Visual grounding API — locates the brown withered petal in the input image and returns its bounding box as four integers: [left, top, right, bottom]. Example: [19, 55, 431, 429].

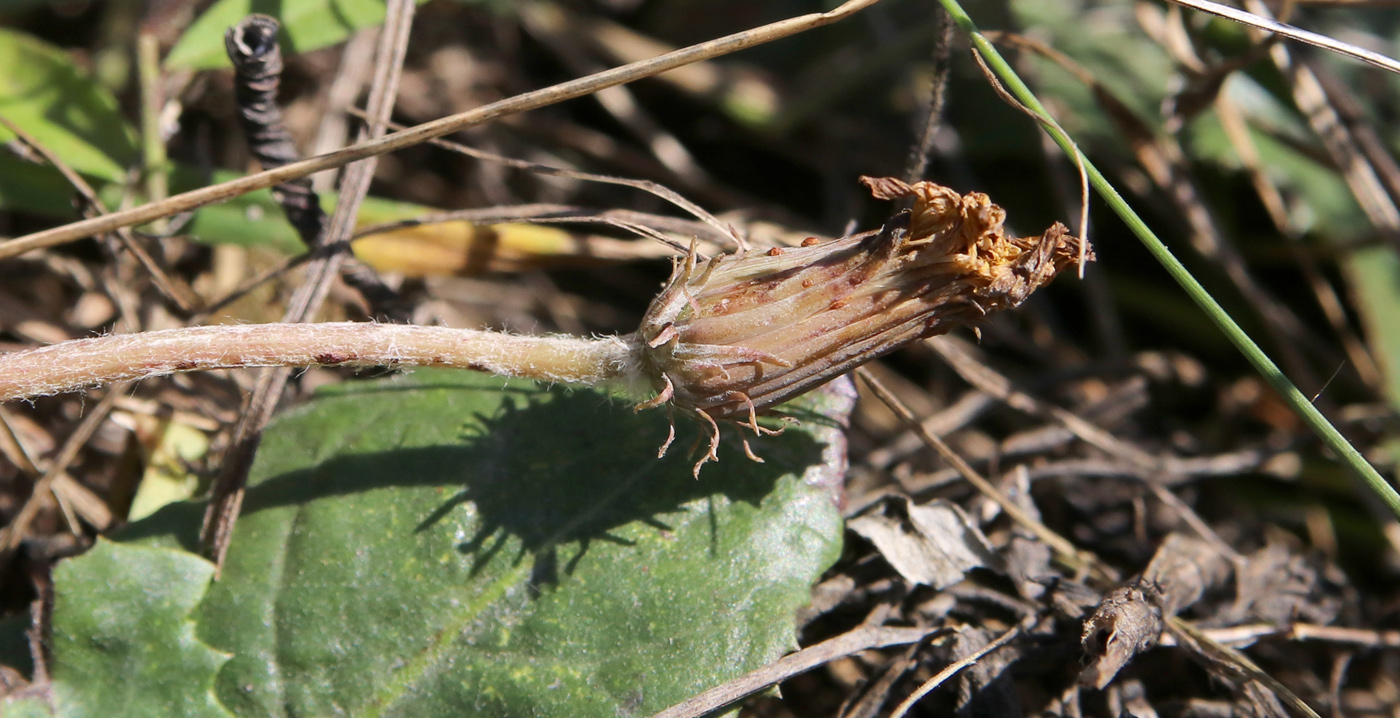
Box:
[633, 177, 1091, 471]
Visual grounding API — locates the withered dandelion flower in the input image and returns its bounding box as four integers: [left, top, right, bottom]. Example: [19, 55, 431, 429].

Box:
[631, 176, 1092, 475]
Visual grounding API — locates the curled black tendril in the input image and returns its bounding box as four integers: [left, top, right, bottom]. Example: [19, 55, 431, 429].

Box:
[225, 14, 407, 320]
[225, 15, 323, 241]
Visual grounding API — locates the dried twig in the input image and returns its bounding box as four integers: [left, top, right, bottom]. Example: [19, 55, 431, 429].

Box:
[1080, 534, 1232, 688]
[856, 367, 1111, 581]
[1164, 0, 1400, 75]
[888, 625, 1021, 718]
[649, 625, 943, 718]
[0, 115, 197, 313]
[357, 111, 743, 251]
[0, 388, 125, 572]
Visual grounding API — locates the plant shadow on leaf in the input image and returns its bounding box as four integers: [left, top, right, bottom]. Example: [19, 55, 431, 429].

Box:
[122, 384, 826, 591]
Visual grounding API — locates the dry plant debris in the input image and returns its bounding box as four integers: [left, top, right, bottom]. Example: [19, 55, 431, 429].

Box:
[1, 0, 1399, 716]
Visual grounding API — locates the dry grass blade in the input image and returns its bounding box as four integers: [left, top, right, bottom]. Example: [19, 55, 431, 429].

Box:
[855, 367, 1113, 582]
[0, 0, 885, 259]
[1166, 0, 1400, 75]
[1167, 617, 1324, 718]
[888, 625, 1021, 718]
[649, 625, 942, 718]
[359, 112, 743, 251]
[0, 115, 198, 313]
[355, 205, 732, 254]
[0, 387, 124, 572]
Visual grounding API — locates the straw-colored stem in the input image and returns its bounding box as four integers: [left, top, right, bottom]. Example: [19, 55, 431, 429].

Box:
[137, 33, 169, 235]
[0, 323, 641, 403]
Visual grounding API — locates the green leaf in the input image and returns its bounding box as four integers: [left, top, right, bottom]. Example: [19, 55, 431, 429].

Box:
[122, 371, 847, 717]
[1347, 247, 1400, 410]
[45, 540, 231, 718]
[0, 153, 90, 219]
[165, 0, 430, 71]
[1007, 0, 1173, 144]
[1185, 78, 1368, 241]
[0, 696, 56, 718]
[0, 28, 138, 182]
[165, 168, 448, 252]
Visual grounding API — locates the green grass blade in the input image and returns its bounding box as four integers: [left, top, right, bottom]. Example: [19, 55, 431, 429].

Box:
[934, 0, 1400, 520]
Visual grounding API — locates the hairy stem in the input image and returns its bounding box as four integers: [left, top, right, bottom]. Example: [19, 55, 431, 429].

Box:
[0, 324, 641, 403]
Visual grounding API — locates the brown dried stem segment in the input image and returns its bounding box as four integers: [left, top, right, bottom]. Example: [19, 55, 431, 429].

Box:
[636, 176, 1090, 465]
[0, 323, 638, 403]
[1079, 533, 1233, 689]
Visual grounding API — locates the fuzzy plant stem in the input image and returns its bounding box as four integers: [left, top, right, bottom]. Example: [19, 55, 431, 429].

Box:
[0, 323, 641, 403]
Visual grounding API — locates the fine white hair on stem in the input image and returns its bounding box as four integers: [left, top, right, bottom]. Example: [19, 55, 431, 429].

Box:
[0, 323, 643, 403]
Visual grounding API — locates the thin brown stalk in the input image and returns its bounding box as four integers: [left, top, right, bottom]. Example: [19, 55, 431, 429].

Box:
[1166, 617, 1323, 718]
[0, 114, 197, 313]
[0, 0, 884, 260]
[888, 625, 1021, 718]
[1191, 622, 1400, 649]
[0, 388, 125, 572]
[354, 205, 732, 253]
[358, 110, 742, 250]
[649, 625, 943, 718]
[855, 366, 1113, 582]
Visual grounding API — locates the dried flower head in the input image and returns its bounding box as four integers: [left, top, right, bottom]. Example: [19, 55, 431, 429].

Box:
[633, 176, 1091, 472]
